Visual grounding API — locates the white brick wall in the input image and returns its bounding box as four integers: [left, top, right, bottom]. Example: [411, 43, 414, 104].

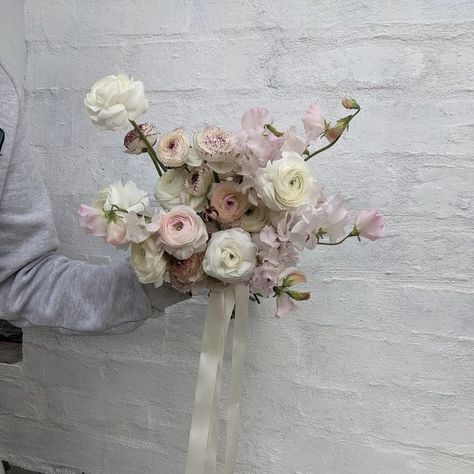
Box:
[1, 1, 473, 473]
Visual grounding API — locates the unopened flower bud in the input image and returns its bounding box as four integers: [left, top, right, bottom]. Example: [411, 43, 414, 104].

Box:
[342, 97, 359, 110]
[282, 271, 307, 288]
[286, 290, 311, 301]
[325, 121, 346, 142]
[124, 123, 157, 154]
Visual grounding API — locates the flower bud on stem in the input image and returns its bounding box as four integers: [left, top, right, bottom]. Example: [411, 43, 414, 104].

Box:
[304, 103, 361, 162]
[129, 120, 167, 176]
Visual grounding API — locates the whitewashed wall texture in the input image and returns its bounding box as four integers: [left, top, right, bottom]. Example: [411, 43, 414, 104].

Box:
[1, 0, 473, 473]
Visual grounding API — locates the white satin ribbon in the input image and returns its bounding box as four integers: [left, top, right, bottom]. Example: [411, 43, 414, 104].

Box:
[185, 284, 249, 474]
[223, 284, 249, 473]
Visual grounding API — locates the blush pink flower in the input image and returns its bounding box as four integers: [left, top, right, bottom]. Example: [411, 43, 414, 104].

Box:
[250, 264, 279, 297]
[303, 103, 324, 142]
[354, 210, 385, 240]
[210, 181, 249, 224]
[159, 205, 208, 260]
[78, 204, 128, 246]
[78, 204, 108, 237]
[275, 292, 297, 318]
[232, 107, 274, 152]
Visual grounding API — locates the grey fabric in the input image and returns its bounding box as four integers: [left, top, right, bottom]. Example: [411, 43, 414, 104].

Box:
[0, 64, 187, 335]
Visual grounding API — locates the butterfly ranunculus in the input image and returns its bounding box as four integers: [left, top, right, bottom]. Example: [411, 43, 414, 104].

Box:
[123, 123, 157, 154]
[194, 126, 236, 173]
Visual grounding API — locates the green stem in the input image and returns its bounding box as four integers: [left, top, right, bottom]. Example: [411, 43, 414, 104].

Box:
[317, 233, 354, 246]
[264, 123, 284, 137]
[304, 107, 360, 162]
[129, 120, 166, 177]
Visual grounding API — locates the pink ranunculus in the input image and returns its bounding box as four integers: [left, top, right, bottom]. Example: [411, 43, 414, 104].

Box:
[78, 204, 108, 237]
[169, 252, 206, 293]
[210, 181, 249, 224]
[355, 210, 385, 241]
[303, 103, 324, 142]
[159, 205, 208, 260]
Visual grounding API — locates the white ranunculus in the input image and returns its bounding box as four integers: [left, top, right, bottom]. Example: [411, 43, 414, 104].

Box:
[84, 74, 149, 130]
[131, 238, 168, 287]
[203, 228, 257, 283]
[240, 200, 271, 233]
[95, 180, 149, 214]
[256, 151, 313, 211]
[154, 168, 207, 211]
[156, 128, 189, 168]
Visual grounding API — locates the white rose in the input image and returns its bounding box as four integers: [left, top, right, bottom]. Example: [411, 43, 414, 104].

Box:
[154, 168, 207, 211]
[84, 74, 148, 130]
[131, 238, 168, 287]
[95, 180, 149, 214]
[203, 228, 257, 283]
[256, 151, 312, 211]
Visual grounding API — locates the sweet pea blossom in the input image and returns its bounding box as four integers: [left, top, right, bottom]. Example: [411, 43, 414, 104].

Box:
[159, 205, 208, 260]
[84, 74, 148, 130]
[250, 263, 279, 297]
[78, 181, 149, 246]
[274, 267, 310, 318]
[303, 103, 324, 142]
[203, 229, 257, 283]
[354, 210, 385, 240]
[256, 151, 313, 211]
[232, 107, 274, 152]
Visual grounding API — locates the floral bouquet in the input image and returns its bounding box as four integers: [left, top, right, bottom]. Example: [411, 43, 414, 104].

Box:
[79, 74, 384, 473]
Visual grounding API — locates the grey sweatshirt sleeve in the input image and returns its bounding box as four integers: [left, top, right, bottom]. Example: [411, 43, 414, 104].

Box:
[0, 65, 187, 335]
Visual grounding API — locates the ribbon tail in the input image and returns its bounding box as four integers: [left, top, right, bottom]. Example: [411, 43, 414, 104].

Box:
[223, 284, 250, 474]
[204, 291, 235, 473]
[185, 288, 235, 474]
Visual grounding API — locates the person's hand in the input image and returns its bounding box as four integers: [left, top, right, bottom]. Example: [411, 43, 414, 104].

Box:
[143, 282, 191, 313]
